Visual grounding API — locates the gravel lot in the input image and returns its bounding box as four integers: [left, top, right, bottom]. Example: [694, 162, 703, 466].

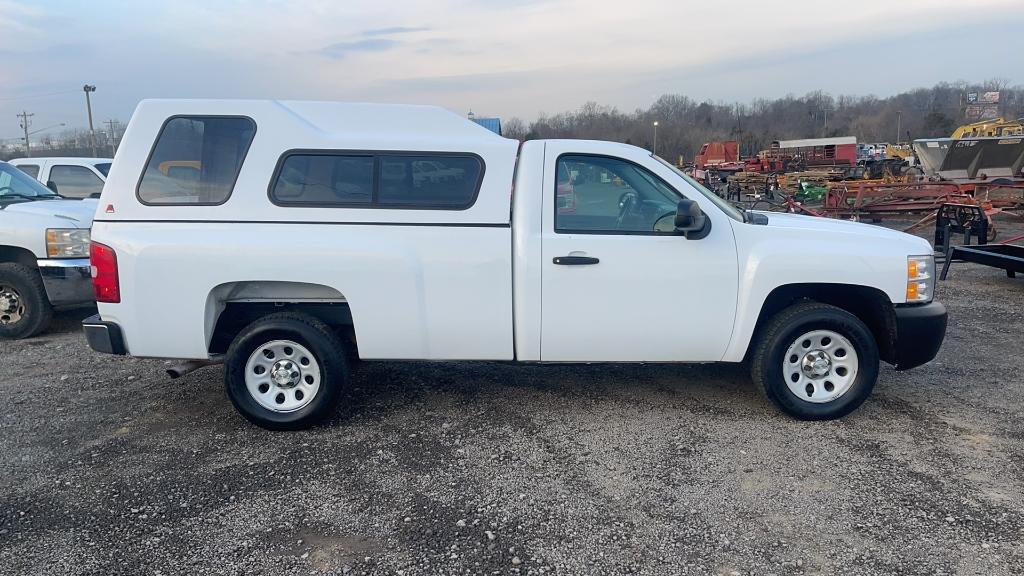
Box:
[2, 220, 1023, 576]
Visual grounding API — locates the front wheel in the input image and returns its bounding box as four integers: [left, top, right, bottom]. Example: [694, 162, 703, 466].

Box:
[225, 312, 349, 430]
[750, 301, 879, 420]
[0, 263, 53, 340]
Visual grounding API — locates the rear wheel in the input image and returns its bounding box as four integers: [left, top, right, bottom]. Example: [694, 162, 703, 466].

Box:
[0, 263, 53, 340]
[751, 301, 879, 420]
[225, 312, 348, 430]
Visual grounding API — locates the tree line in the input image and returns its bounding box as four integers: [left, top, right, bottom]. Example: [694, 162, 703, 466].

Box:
[501, 80, 1023, 166]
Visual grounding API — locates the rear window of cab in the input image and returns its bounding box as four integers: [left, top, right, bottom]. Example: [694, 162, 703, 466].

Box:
[137, 116, 256, 205]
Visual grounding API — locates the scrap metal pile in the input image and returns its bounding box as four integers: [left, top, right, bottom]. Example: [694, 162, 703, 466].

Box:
[725, 137, 1024, 234]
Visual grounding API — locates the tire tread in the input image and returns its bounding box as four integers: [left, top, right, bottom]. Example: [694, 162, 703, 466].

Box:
[225, 311, 348, 430]
[0, 263, 53, 339]
[750, 300, 877, 420]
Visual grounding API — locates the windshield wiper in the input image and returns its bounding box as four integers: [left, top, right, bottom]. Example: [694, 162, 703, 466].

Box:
[1, 193, 46, 200]
[0, 192, 59, 206]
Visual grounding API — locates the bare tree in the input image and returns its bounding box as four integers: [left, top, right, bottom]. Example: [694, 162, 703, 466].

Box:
[502, 117, 528, 141]
[1, 125, 123, 160]
[514, 81, 1023, 165]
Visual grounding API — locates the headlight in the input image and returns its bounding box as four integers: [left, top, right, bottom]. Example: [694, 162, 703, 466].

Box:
[906, 255, 934, 303]
[45, 228, 91, 258]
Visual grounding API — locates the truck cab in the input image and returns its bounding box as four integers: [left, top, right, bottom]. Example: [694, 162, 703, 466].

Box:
[83, 99, 946, 429]
[9, 157, 114, 199]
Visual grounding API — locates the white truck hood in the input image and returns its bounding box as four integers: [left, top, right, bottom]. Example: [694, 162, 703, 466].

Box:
[757, 211, 932, 253]
[1, 198, 98, 228]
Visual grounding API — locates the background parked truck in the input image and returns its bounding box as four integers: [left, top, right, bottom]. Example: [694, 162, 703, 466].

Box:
[0, 161, 95, 339]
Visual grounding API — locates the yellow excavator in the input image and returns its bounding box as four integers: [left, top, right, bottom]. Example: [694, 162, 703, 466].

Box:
[951, 117, 1024, 139]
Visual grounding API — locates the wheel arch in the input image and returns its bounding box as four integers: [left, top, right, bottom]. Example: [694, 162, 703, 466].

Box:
[204, 281, 357, 356]
[0, 245, 39, 267]
[745, 283, 897, 365]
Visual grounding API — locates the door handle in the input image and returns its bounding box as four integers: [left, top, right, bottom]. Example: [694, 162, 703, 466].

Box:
[553, 256, 600, 265]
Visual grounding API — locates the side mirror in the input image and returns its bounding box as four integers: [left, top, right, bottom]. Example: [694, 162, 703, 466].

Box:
[46, 181, 59, 194]
[674, 199, 711, 239]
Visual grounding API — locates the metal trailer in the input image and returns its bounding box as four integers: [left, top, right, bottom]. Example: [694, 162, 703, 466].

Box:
[940, 243, 1024, 280]
[932, 203, 1024, 280]
[821, 182, 973, 219]
[766, 136, 858, 170]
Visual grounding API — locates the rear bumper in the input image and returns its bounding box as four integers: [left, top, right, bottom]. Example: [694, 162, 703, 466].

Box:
[37, 258, 93, 306]
[82, 314, 127, 355]
[893, 301, 947, 371]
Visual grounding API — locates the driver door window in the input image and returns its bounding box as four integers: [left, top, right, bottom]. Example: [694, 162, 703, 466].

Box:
[555, 155, 680, 233]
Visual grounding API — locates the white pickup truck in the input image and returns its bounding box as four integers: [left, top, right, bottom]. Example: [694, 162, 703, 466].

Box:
[9, 157, 114, 199]
[83, 100, 947, 429]
[1, 161, 95, 339]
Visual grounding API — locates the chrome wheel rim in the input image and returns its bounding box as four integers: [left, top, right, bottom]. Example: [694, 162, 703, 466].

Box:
[783, 329, 858, 403]
[244, 340, 321, 412]
[0, 284, 25, 325]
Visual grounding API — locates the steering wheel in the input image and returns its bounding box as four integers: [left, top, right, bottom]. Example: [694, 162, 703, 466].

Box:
[0, 186, 14, 196]
[616, 191, 640, 229]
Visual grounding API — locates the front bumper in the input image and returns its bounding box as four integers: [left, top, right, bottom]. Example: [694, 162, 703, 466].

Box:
[893, 301, 947, 371]
[82, 314, 127, 355]
[36, 258, 93, 307]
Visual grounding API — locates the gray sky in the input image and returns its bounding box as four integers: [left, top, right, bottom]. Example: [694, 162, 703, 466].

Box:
[2, 0, 1022, 140]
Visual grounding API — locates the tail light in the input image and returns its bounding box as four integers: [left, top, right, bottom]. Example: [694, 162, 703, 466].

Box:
[90, 241, 120, 303]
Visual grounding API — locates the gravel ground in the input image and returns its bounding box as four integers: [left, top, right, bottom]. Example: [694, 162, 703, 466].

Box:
[1, 220, 1023, 576]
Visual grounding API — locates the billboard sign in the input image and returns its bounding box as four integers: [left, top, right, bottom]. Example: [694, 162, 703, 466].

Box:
[978, 91, 1000, 104]
[965, 104, 1000, 121]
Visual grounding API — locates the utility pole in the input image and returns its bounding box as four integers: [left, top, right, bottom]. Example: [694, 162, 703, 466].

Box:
[895, 110, 902, 144]
[17, 110, 34, 157]
[652, 121, 659, 156]
[83, 84, 97, 156]
[104, 119, 118, 156]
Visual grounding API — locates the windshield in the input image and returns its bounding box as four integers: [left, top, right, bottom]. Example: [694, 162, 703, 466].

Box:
[653, 155, 745, 222]
[0, 162, 61, 200]
[95, 162, 112, 176]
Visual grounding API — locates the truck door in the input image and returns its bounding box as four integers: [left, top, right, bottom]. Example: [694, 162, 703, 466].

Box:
[540, 142, 739, 362]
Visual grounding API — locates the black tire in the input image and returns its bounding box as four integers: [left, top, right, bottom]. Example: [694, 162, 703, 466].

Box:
[225, 312, 348, 430]
[0, 263, 53, 340]
[750, 301, 879, 420]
